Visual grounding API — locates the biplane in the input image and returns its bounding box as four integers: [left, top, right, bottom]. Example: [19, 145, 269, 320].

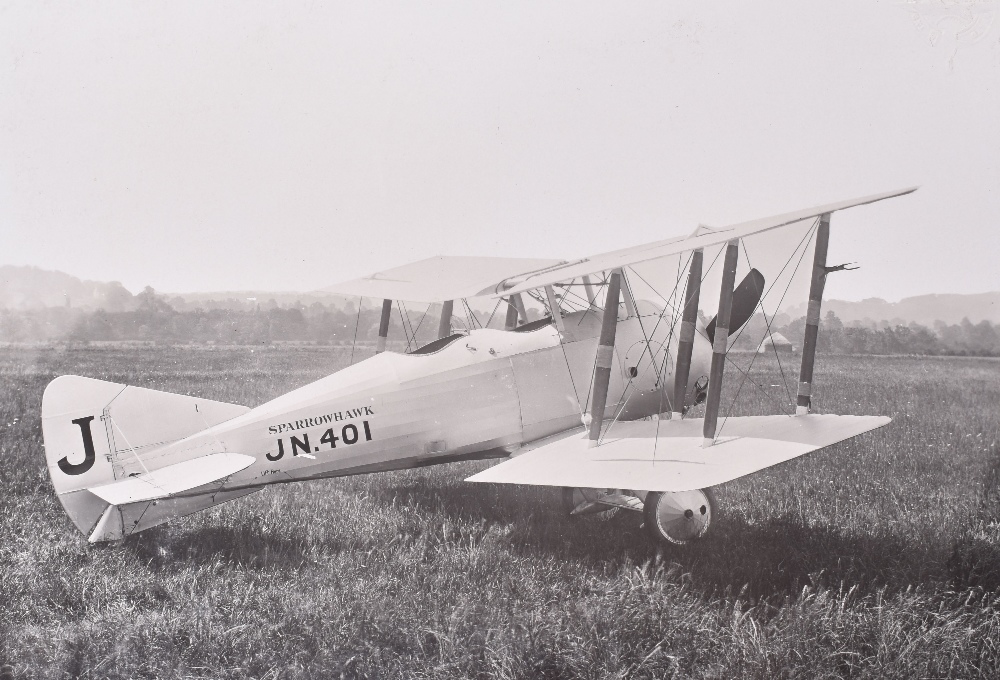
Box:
[41, 187, 916, 545]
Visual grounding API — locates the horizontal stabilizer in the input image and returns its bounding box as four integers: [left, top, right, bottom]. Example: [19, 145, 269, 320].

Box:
[88, 486, 259, 543]
[467, 414, 890, 492]
[90, 452, 256, 505]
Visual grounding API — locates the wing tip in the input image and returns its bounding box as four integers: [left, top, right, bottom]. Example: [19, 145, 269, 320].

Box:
[886, 185, 920, 198]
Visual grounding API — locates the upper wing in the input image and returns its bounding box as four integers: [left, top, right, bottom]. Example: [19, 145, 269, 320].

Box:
[321, 255, 565, 303]
[320, 187, 915, 303]
[466, 414, 890, 492]
[495, 187, 917, 297]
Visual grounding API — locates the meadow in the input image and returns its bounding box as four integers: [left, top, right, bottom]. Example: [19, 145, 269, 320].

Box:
[1, 345, 998, 679]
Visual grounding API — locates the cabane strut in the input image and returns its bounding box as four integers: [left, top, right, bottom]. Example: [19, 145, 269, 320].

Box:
[376, 298, 392, 354]
[588, 269, 622, 445]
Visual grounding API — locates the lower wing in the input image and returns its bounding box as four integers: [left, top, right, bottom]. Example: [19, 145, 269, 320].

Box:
[466, 414, 889, 492]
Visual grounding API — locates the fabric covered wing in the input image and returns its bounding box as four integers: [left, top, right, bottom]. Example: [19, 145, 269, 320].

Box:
[466, 414, 890, 492]
[321, 255, 565, 302]
[496, 187, 917, 297]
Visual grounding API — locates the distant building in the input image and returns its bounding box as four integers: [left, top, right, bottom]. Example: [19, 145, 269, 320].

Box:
[758, 332, 795, 354]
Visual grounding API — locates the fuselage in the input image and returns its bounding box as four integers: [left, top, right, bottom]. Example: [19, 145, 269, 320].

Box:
[132, 306, 712, 492]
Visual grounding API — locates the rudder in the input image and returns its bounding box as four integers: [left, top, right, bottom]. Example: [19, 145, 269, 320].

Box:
[42, 375, 250, 538]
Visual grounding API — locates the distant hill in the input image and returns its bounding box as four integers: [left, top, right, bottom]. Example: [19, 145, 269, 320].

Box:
[4, 265, 998, 327]
[163, 290, 351, 312]
[0, 265, 505, 315]
[784, 292, 1000, 327]
[0, 266, 357, 312]
[0, 265, 136, 311]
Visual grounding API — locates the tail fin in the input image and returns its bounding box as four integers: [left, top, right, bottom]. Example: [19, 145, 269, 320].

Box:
[42, 375, 251, 540]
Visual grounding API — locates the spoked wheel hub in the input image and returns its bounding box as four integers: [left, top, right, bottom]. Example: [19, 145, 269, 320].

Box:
[642, 488, 717, 545]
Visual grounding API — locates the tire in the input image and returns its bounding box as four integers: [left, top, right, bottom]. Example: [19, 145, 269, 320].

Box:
[643, 488, 717, 545]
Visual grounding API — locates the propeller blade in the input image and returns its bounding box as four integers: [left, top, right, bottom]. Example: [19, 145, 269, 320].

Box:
[706, 269, 765, 344]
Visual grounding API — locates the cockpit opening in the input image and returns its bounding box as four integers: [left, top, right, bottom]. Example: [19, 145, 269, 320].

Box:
[513, 316, 553, 333]
[407, 333, 466, 356]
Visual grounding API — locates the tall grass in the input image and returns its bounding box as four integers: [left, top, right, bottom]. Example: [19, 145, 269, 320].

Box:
[1, 346, 998, 678]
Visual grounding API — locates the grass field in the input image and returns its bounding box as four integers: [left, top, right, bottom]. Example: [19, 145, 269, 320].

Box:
[1, 345, 999, 678]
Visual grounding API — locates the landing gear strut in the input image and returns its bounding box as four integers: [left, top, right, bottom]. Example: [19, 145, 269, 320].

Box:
[561, 487, 620, 521]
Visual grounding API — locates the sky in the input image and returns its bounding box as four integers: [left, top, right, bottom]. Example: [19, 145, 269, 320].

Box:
[2, 1, 998, 305]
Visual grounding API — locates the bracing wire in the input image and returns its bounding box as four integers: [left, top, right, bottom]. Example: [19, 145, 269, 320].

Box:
[657, 255, 694, 390]
[577, 272, 609, 327]
[700, 242, 727, 284]
[598, 264, 692, 444]
[651, 255, 694, 463]
[731, 219, 819, 407]
[725, 219, 817, 350]
[621, 269, 656, 375]
[349, 296, 363, 366]
[527, 289, 547, 312]
[716, 222, 818, 439]
[628, 254, 692, 350]
[395, 301, 407, 348]
[672, 221, 819, 426]
[484, 297, 503, 328]
[410, 302, 432, 343]
[557, 283, 595, 314]
[612, 257, 692, 387]
[396, 301, 413, 352]
[760, 223, 819, 407]
[400, 300, 417, 347]
[460, 299, 475, 331]
[110, 417, 150, 475]
[716, 243, 773, 431]
[466, 298, 484, 329]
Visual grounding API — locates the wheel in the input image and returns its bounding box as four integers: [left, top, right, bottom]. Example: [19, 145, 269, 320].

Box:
[561, 487, 619, 521]
[642, 488, 717, 545]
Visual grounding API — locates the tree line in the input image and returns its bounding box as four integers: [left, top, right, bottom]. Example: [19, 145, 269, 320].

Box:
[1, 289, 999, 356]
[0, 288, 489, 347]
[731, 311, 1000, 357]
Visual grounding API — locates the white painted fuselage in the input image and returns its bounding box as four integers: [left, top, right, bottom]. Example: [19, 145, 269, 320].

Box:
[139, 308, 712, 492]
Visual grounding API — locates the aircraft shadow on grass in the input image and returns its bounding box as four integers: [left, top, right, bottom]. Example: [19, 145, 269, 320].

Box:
[118, 451, 1000, 598]
[372, 475, 1000, 600]
[125, 525, 315, 573]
